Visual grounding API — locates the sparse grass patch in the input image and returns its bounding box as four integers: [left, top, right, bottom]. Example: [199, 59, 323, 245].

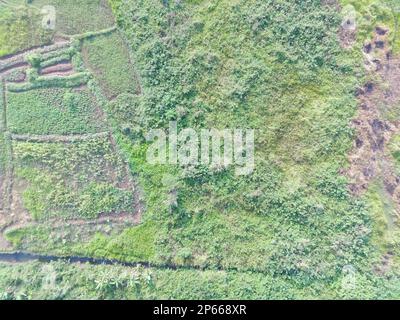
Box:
[341, 0, 400, 53]
[30, 0, 115, 36]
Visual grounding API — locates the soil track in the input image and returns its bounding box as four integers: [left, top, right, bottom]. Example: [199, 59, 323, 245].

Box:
[346, 27, 400, 206]
[10, 132, 109, 143]
[40, 62, 74, 76]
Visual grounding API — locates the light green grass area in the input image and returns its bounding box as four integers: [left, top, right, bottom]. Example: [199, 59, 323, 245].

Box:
[30, 0, 115, 36]
[4, 219, 154, 261]
[0, 4, 53, 57]
[105, 0, 374, 283]
[1, 260, 400, 300]
[7, 87, 104, 135]
[12, 135, 132, 220]
[81, 31, 140, 99]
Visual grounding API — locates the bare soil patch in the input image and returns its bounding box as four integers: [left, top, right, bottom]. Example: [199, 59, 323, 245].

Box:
[40, 62, 74, 76]
[346, 27, 400, 217]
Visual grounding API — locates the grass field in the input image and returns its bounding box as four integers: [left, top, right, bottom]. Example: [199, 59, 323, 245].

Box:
[7, 88, 105, 135]
[1, 0, 400, 300]
[12, 135, 132, 220]
[31, 0, 115, 35]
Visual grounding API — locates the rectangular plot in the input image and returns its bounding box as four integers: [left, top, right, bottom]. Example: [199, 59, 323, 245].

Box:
[6, 87, 105, 135]
[11, 134, 134, 220]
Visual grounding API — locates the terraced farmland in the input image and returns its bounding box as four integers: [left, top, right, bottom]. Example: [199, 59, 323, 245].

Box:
[0, 21, 140, 256]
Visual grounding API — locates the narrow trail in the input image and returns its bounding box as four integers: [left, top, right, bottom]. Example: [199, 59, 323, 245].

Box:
[10, 132, 110, 143]
[0, 250, 275, 275]
[0, 251, 202, 272]
[346, 27, 400, 218]
[2, 211, 140, 236]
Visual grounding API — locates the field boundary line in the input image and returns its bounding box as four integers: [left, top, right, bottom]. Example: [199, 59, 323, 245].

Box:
[1, 80, 14, 212]
[10, 131, 110, 143]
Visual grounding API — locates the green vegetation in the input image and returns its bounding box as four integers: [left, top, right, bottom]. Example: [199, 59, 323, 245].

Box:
[7, 72, 90, 92]
[2, 0, 400, 300]
[12, 135, 132, 220]
[28, 0, 115, 36]
[341, 0, 400, 53]
[0, 4, 53, 57]
[2, 260, 400, 300]
[106, 0, 374, 280]
[389, 134, 400, 174]
[78, 221, 156, 262]
[81, 31, 140, 98]
[7, 87, 103, 134]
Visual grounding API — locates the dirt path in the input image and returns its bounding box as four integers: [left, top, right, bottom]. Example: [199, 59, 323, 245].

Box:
[40, 62, 74, 76]
[10, 132, 110, 143]
[0, 41, 70, 63]
[346, 27, 400, 218]
[2, 211, 140, 236]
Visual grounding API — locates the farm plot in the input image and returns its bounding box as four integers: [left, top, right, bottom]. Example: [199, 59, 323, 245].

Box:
[12, 134, 134, 221]
[7, 88, 105, 135]
[0, 36, 140, 252]
[81, 31, 141, 99]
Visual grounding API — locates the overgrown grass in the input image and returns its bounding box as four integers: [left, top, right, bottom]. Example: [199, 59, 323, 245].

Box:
[105, 0, 374, 283]
[12, 135, 132, 220]
[3, 0, 400, 300]
[76, 221, 156, 262]
[1, 260, 400, 300]
[81, 31, 140, 99]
